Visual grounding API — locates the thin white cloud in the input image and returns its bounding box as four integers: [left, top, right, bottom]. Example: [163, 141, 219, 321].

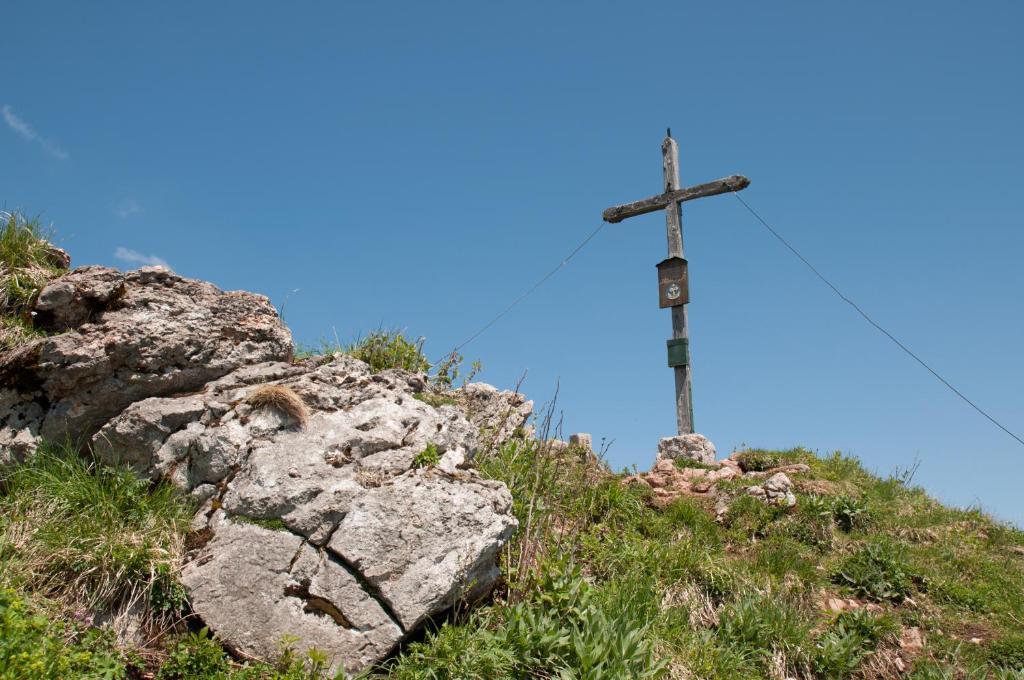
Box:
[114, 247, 170, 269]
[2, 105, 34, 139]
[116, 198, 143, 219]
[42, 141, 69, 160]
[2, 104, 69, 160]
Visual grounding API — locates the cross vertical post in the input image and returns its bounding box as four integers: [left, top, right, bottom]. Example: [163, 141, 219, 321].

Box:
[602, 131, 749, 437]
[662, 134, 693, 434]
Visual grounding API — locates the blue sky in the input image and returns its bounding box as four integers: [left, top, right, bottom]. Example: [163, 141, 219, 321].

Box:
[3, 1, 1022, 524]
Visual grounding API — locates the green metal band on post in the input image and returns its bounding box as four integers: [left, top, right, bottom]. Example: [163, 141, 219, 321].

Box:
[667, 338, 689, 367]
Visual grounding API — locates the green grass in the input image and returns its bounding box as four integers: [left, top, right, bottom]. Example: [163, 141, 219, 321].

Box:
[0, 211, 68, 351]
[374, 440, 1024, 679]
[156, 629, 343, 679]
[812, 608, 899, 678]
[0, 443, 355, 679]
[0, 587, 130, 679]
[734, 447, 814, 472]
[3, 433, 1023, 678]
[0, 443, 193, 620]
[381, 566, 667, 679]
[297, 329, 431, 374]
[297, 330, 481, 390]
[233, 515, 289, 532]
[831, 540, 921, 603]
[0, 315, 46, 353]
[340, 330, 431, 374]
[412, 391, 457, 408]
[411, 443, 441, 469]
[673, 457, 716, 471]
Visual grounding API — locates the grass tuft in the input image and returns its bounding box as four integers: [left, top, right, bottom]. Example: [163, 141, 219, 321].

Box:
[0, 315, 46, 352]
[344, 329, 430, 374]
[832, 540, 920, 603]
[813, 609, 899, 677]
[302, 329, 431, 375]
[734, 447, 813, 473]
[673, 457, 716, 471]
[715, 592, 812, 672]
[412, 391, 457, 408]
[0, 443, 192, 621]
[0, 211, 68, 351]
[411, 443, 441, 469]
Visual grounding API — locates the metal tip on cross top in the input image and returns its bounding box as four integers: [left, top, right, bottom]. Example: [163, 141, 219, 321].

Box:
[602, 131, 749, 436]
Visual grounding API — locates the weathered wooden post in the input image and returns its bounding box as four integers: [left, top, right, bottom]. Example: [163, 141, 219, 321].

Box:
[603, 130, 749, 435]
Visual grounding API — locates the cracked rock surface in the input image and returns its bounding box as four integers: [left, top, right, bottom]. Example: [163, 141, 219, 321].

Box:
[93, 355, 517, 671]
[181, 521, 403, 674]
[1, 263, 519, 674]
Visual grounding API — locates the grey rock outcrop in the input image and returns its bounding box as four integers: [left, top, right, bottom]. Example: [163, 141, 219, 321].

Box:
[453, 382, 533, 446]
[181, 522, 403, 675]
[0, 266, 292, 459]
[745, 472, 797, 507]
[2, 260, 521, 673]
[94, 355, 517, 671]
[656, 433, 717, 465]
[328, 471, 513, 630]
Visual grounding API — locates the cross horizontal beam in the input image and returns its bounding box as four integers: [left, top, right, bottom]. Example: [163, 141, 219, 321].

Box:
[602, 175, 750, 223]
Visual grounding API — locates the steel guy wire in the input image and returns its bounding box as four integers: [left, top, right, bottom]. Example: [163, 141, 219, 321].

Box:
[435, 221, 607, 365]
[731, 190, 1024, 448]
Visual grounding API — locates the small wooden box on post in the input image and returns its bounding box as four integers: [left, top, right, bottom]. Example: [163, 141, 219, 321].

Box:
[656, 257, 689, 308]
[602, 130, 749, 435]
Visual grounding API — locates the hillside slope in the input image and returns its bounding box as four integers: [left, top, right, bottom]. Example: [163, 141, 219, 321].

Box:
[379, 439, 1024, 678]
[1, 214, 1022, 679]
[4, 435, 1023, 678]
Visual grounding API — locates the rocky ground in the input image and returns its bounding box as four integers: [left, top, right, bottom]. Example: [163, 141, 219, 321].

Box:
[3, 237, 1023, 678]
[1, 263, 531, 674]
[625, 433, 804, 518]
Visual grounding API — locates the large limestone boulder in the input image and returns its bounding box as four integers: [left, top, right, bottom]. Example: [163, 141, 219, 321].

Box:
[0, 266, 292, 459]
[94, 356, 517, 672]
[1, 260, 519, 673]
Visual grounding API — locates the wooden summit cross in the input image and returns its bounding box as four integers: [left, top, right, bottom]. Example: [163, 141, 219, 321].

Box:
[602, 130, 749, 435]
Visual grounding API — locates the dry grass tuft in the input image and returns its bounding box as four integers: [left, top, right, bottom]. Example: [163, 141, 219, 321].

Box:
[355, 467, 388, 488]
[1, 316, 44, 352]
[661, 582, 720, 628]
[858, 646, 908, 679]
[245, 384, 309, 428]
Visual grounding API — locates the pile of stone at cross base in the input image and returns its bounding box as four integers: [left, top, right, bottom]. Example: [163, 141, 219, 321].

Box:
[627, 433, 807, 515]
